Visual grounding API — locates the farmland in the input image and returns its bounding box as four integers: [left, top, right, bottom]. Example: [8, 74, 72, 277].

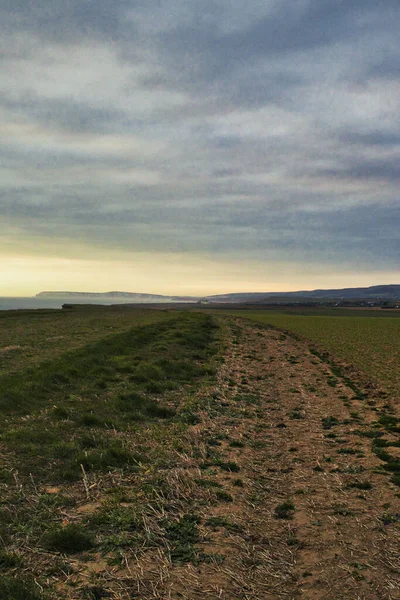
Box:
[0, 306, 399, 599]
[224, 309, 400, 397]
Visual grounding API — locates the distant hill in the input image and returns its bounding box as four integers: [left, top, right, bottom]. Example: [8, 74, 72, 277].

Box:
[205, 285, 400, 303]
[36, 291, 200, 303]
[36, 285, 400, 305]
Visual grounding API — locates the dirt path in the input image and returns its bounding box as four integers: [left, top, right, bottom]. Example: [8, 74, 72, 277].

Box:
[142, 317, 400, 600]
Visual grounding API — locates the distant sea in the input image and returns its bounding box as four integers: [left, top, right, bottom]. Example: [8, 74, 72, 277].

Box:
[0, 297, 122, 311]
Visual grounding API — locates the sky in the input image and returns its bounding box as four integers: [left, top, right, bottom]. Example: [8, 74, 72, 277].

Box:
[1, 0, 399, 296]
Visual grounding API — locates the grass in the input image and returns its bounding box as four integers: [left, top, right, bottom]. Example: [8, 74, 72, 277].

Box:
[215, 489, 234, 502]
[205, 516, 243, 533]
[0, 312, 218, 481]
[348, 481, 373, 490]
[43, 523, 95, 554]
[0, 576, 45, 600]
[164, 514, 201, 564]
[274, 501, 295, 519]
[0, 307, 174, 378]
[322, 417, 339, 429]
[0, 308, 222, 595]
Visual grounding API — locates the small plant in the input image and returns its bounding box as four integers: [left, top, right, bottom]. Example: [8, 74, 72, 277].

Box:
[164, 514, 201, 564]
[229, 439, 245, 448]
[380, 513, 399, 525]
[287, 533, 300, 546]
[216, 460, 240, 473]
[0, 576, 45, 600]
[43, 523, 95, 554]
[232, 478, 244, 487]
[0, 550, 21, 569]
[391, 474, 400, 487]
[348, 481, 372, 490]
[215, 489, 233, 502]
[52, 406, 69, 420]
[195, 477, 222, 489]
[274, 501, 295, 519]
[82, 585, 110, 599]
[379, 414, 399, 429]
[322, 416, 339, 430]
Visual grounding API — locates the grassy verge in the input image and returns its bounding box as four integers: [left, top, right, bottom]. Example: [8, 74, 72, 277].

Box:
[0, 306, 174, 376]
[0, 311, 223, 598]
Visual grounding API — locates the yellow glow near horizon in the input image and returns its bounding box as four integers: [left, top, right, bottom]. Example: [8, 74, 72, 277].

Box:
[0, 254, 398, 297]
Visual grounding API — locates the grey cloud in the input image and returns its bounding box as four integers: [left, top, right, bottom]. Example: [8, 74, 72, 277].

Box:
[320, 158, 400, 183]
[338, 130, 400, 148]
[0, 1, 399, 278]
[0, 0, 135, 43]
[0, 95, 127, 134]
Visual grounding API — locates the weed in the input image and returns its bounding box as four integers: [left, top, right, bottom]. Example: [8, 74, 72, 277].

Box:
[216, 460, 240, 473]
[289, 410, 304, 419]
[43, 523, 95, 554]
[348, 481, 372, 490]
[251, 440, 267, 449]
[195, 477, 222, 489]
[0, 576, 45, 600]
[232, 478, 244, 487]
[82, 585, 110, 599]
[391, 474, 400, 487]
[274, 501, 295, 519]
[322, 416, 339, 430]
[287, 533, 301, 546]
[229, 439, 245, 448]
[379, 414, 399, 429]
[164, 514, 201, 564]
[205, 516, 243, 533]
[215, 490, 233, 502]
[0, 550, 21, 569]
[380, 513, 400, 525]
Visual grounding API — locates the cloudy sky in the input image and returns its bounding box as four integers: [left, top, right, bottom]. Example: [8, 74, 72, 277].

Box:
[1, 0, 399, 296]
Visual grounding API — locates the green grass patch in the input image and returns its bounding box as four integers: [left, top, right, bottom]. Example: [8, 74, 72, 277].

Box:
[274, 501, 295, 519]
[164, 514, 201, 564]
[42, 523, 95, 554]
[0, 576, 46, 600]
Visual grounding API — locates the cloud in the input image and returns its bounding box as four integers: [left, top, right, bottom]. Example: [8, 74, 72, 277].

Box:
[0, 1, 399, 292]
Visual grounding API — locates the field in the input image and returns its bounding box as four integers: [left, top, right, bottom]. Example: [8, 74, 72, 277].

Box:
[0, 306, 399, 599]
[0, 307, 176, 376]
[224, 308, 400, 397]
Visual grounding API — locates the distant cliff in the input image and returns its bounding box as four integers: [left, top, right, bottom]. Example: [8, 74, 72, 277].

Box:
[36, 291, 200, 303]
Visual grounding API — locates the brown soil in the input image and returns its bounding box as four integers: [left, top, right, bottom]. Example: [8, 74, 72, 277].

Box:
[129, 317, 399, 600]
